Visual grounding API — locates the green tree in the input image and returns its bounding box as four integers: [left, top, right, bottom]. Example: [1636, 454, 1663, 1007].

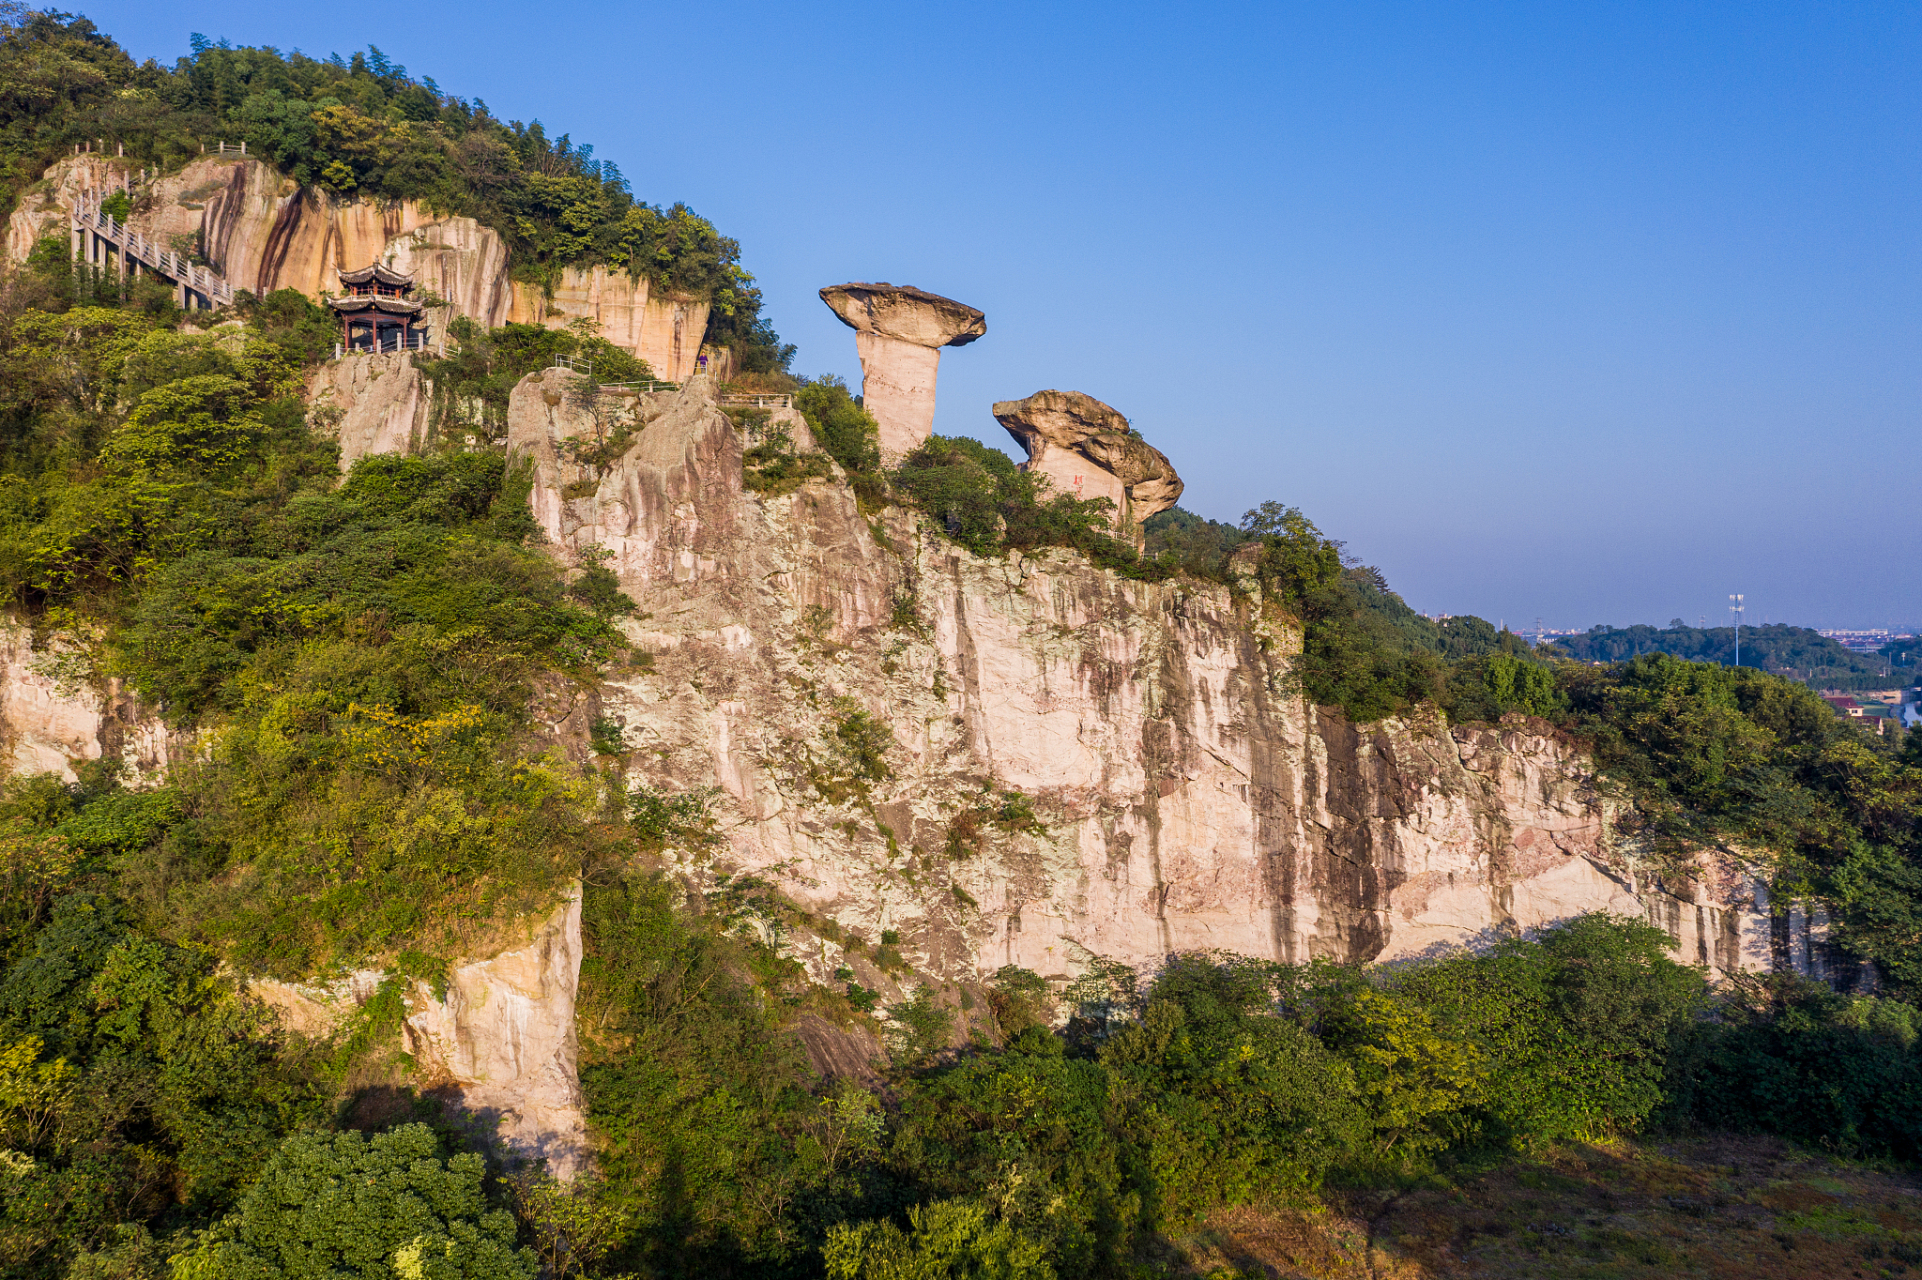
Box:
[824, 1199, 1056, 1280]
[173, 1125, 536, 1280]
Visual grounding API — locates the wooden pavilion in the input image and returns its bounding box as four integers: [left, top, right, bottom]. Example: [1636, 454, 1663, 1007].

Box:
[329, 264, 426, 352]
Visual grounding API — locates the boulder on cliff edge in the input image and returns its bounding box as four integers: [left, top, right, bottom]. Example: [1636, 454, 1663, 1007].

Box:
[991, 389, 1184, 535]
[819, 282, 985, 457]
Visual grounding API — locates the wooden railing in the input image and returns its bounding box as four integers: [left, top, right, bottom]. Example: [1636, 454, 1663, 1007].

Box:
[549, 357, 679, 395]
[72, 191, 234, 307]
[599, 379, 680, 394]
[334, 332, 437, 359]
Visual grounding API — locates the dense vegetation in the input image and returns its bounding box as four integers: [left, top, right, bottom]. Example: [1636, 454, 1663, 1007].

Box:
[0, 11, 792, 368]
[0, 208, 636, 1270]
[0, 12, 1916, 1278]
[1554, 620, 1903, 690]
[559, 901, 1922, 1276]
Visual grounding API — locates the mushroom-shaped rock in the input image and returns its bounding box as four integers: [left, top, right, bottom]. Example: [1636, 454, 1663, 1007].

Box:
[819, 282, 985, 456]
[992, 390, 1184, 538]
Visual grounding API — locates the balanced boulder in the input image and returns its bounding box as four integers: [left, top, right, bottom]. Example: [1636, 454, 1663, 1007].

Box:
[819, 282, 985, 456]
[992, 389, 1183, 537]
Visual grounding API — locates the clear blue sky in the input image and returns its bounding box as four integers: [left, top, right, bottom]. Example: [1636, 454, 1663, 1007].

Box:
[77, 1, 1921, 630]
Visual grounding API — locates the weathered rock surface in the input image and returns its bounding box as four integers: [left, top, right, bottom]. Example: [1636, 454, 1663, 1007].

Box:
[306, 352, 436, 470]
[7, 153, 130, 258]
[0, 621, 173, 783]
[507, 368, 743, 586]
[402, 892, 589, 1178]
[248, 892, 589, 1178]
[819, 282, 985, 456]
[6, 156, 709, 379]
[507, 267, 711, 382]
[992, 389, 1184, 534]
[507, 373, 1775, 989]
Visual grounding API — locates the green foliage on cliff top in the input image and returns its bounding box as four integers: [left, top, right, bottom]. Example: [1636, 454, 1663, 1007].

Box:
[0, 11, 788, 364]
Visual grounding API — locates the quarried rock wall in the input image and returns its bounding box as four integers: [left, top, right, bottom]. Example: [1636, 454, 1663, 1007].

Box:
[306, 351, 436, 469]
[0, 622, 174, 783]
[508, 372, 1774, 984]
[249, 893, 589, 1178]
[6, 156, 709, 379]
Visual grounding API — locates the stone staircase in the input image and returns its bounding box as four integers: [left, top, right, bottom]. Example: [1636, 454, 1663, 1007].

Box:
[71, 190, 235, 309]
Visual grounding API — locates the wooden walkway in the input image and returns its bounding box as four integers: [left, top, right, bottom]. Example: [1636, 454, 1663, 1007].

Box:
[71, 191, 234, 309]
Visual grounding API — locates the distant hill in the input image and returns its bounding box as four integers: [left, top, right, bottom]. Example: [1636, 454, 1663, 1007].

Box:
[1551, 622, 1902, 690]
[1882, 635, 1922, 672]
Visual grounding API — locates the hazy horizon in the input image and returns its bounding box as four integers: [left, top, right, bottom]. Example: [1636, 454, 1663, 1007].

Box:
[73, 1, 1921, 631]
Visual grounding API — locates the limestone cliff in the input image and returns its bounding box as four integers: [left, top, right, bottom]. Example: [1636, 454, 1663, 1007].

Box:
[6, 155, 711, 379]
[0, 621, 174, 783]
[0, 362, 1848, 1175]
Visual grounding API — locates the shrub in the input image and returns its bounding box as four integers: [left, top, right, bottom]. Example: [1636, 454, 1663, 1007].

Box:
[574, 871, 818, 1273]
[987, 965, 1054, 1038]
[172, 1125, 535, 1280]
[832, 703, 894, 784]
[824, 1199, 1056, 1280]
[1394, 914, 1704, 1144]
[1661, 975, 1922, 1157]
[795, 377, 880, 477]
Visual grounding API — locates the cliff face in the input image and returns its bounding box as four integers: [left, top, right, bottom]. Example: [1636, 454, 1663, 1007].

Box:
[0, 622, 174, 783]
[306, 351, 437, 469]
[7, 153, 129, 257]
[249, 893, 589, 1178]
[507, 373, 1771, 983]
[7, 156, 710, 380]
[0, 365, 1828, 1176]
[505, 267, 711, 385]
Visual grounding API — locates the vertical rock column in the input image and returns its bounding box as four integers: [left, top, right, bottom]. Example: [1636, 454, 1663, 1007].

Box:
[818, 282, 986, 456]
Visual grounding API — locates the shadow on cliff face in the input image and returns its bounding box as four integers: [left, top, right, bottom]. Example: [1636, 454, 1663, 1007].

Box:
[336, 1082, 454, 1135]
[1368, 925, 1527, 973]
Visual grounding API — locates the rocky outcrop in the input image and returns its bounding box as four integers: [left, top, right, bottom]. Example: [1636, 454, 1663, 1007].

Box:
[306, 352, 436, 469]
[992, 389, 1184, 535]
[7, 154, 133, 259]
[248, 892, 589, 1178]
[506, 373, 1773, 989]
[506, 267, 709, 382]
[819, 283, 985, 456]
[402, 892, 589, 1178]
[5, 156, 708, 379]
[0, 621, 173, 783]
[506, 368, 743, 585]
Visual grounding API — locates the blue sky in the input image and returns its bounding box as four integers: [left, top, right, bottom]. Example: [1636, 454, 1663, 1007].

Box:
[77, 2, 1920, 629]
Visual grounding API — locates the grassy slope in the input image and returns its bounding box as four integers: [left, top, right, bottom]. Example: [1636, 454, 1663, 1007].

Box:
[1179, 1136, 1922, 1279]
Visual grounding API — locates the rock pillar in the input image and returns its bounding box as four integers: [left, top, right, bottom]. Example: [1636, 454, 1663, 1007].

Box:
[819, 282, 985, 456]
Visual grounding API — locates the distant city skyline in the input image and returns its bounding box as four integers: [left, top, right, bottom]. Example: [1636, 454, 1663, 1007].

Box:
[76, 2, 1922, 628]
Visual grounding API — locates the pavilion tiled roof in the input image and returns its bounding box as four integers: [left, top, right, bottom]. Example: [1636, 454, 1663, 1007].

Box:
[338, 263, 414, 287]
